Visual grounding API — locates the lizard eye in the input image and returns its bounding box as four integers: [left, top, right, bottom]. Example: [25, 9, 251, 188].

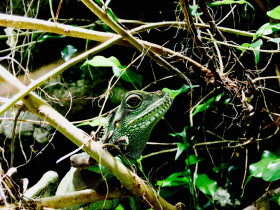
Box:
[125, 94, 142, 109]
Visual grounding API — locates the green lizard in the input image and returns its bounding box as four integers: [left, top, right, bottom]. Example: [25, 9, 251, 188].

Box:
[24, 90, 172, 209]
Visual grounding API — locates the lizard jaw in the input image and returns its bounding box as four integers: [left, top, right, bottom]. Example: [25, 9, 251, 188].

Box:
[128, 93, 172, 129]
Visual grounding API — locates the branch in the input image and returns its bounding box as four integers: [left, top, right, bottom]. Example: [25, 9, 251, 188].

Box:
[0, 66, 178, 209]
[244, 187, 280, 210]
[37, 189, 125, 209]
[0, 14, 272, 42]
[0, 14, 115, 42]
[0, 37, 120, 116]
[80, 0, 190, 83]
[0, 14, 212, 88]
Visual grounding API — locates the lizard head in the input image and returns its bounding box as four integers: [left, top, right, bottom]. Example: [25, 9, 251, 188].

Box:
[106, 90, 172, 161]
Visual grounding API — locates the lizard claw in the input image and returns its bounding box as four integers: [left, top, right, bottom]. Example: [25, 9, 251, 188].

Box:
[104, 136, 129, 156]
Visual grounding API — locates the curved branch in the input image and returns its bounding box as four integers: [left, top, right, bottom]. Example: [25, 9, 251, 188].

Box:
[0, 14, 115, 42]
[0, 66, 178, 209]
[37, 189, 125, 209]
[80, 0, 190, 82]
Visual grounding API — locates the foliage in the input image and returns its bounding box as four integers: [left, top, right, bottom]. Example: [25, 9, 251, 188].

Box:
[61, 45, 77, 61]
[1, 0, 280, 209]
[156, 91, 231, 207]
[267, 5, 280, 20]
[162, 84, 199, 101]
[208, 0, 253, 8]
[249, 150, 280, 182]
[81, 55, 143, 88]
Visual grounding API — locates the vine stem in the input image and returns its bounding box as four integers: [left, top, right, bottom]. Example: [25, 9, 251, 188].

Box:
[0, 65, 178, 210]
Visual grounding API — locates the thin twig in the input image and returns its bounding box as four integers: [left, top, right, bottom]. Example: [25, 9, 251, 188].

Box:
[241, 147, 248, 190]
[80, 0, 190, 83]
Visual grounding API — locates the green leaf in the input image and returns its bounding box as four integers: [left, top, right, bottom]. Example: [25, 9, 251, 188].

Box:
[268, 38, 280, 50]
[175, 142, 188, 160]
[185, 155, 202, 166]
[208, 0, 253, 9]
[267, 5, 280, 20]
[77, 117, 107, 127]
[249, 150, 280, 182]
[238, 40, 264, 64]
[61, 45, 77, 61]
[162, 84, 199, 101]
[254, 23, 280, 41]
[213, 162, 230, 173]
[169, 126, 188, 143]
[237, 43, 251, 56]
[81, 56, 121, 68]
[156, 170, 192, 188]
[170, 126, 191, 160]
[189, 5, 203, 16]
[250, 39, 263, 64]
[112, 67, 143, 89]
[81, 56, 142, 88]
[192, 97, 215, 116]
[194, 173, 217, 197]
[270, 192, 280, 206]
[114, 204, 125, 210]
[268, 38, 280, 44]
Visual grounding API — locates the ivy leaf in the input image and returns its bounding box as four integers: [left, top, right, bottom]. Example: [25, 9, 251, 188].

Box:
[250, 39, 263, 64]
[175, 142, 187, 160]
[267, 5, 280, 20]
[238, 40, 263, 64]
[162, 84, 199, 101]
[194, 173, 217, 197]
[192, 96, 215, 117]
[253, 23, 280, 41]
[268, 38, 280, 50]
[169, 126, 188, 143]
[61, 45, 77, 61]
[249, 150, 280, 182]
[189, 5, 203, 16]
[208, 0, 253, 9]
[237, 43, 250, 55]
[185, 155, 202, 166]
[81, 56, 142, 88]
[112, 67, 143, 89]
[156, 170, 192, 187]
[170, 126, 191, 160]
[81, 55, 121, 67]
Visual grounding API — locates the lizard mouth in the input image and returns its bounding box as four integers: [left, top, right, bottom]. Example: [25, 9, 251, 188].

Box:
[128, 92, 172, 129]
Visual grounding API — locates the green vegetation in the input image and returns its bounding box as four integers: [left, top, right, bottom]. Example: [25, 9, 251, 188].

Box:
[0, 0, 280, 209]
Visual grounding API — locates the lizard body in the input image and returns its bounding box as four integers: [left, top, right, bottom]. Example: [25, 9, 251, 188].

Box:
[24, 90, 172, 209]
